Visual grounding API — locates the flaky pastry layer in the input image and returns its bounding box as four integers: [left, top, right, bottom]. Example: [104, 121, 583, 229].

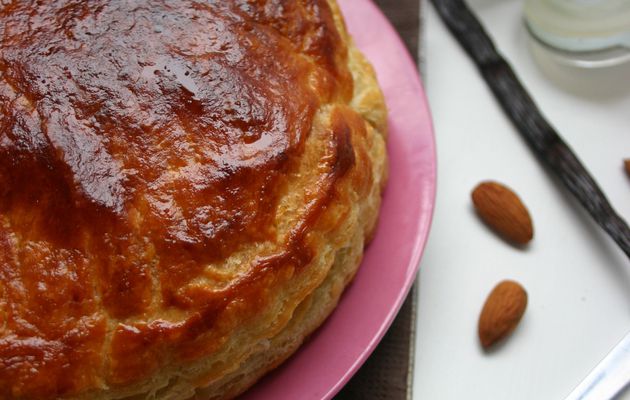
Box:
[0, 1, 387, 399]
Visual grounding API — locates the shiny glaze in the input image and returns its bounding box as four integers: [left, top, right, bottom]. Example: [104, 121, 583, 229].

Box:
[0, 1, 354, 398]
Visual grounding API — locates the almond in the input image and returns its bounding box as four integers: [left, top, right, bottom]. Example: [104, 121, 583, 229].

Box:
[624, 159, 630, 178]
[478, 280, 527, 349]
[472, 181, 533, 245]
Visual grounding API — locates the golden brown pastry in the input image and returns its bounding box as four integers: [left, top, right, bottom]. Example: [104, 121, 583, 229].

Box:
[0, 1, 387, 399]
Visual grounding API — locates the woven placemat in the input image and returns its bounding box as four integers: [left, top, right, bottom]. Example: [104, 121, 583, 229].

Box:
[335, 1, 421, 399]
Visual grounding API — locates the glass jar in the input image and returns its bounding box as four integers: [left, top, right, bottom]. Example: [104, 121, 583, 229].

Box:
[524, 0, 630, 66]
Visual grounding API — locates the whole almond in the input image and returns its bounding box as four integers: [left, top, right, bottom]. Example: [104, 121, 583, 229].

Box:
[478, 280, 527, 349]
[472, 181, 533, 245]
[624, 159, 630, 178]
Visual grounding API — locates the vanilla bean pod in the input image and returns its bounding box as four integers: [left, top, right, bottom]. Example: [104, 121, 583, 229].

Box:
[430, 0, 630, 259]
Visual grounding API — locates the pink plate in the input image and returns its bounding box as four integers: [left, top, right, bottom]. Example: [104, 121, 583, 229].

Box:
[242, 1, 436, 399]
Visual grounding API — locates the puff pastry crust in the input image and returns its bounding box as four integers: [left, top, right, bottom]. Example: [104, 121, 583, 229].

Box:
[0, 1, 387, 399]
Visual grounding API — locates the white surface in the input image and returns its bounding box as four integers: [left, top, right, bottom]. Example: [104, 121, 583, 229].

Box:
[413, 1, 630, 399]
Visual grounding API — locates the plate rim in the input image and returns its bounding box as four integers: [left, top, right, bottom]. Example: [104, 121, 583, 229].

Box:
[322, 1, 437, 398]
